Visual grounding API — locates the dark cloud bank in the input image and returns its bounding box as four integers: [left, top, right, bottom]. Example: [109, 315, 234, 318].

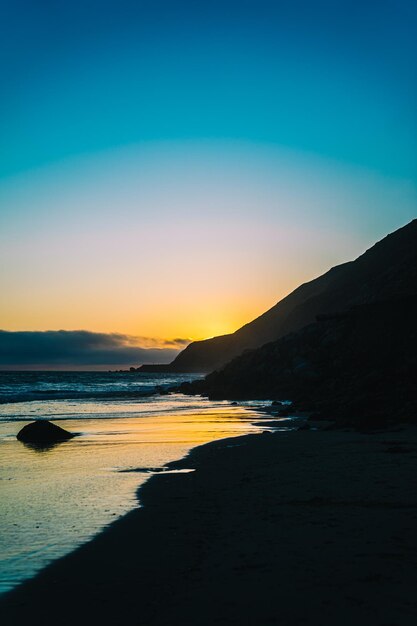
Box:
[0, 330, 189, 370]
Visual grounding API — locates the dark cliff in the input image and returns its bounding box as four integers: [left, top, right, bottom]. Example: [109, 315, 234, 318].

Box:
[181, 295, 417, 427]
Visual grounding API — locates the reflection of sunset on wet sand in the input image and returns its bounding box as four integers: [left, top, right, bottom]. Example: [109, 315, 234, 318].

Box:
[0, 393, 268, 593]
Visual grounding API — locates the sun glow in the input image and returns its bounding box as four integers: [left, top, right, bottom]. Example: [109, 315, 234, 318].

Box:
[1, 142, 415, 347]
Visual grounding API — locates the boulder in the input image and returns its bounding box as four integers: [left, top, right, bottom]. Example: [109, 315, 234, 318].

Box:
[17, 420, 75, 443]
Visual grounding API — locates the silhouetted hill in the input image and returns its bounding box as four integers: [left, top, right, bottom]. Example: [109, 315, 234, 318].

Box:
[142, 219, 417, 373]
[180, 295, 417, 427]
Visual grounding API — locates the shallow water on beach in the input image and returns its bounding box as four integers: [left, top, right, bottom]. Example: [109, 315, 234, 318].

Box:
[0, 372, 270, 594]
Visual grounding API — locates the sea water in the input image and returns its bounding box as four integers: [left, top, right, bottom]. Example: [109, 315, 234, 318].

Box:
[0, 371, 266, 594]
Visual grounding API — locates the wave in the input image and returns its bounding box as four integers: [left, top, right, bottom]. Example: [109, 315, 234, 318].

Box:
[0, 387, 167, 405]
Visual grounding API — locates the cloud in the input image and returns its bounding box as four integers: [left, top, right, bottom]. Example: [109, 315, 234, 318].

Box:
[124, 336, 192, 349]
[0, 330, 189, 369]
[160, 338, 191, 347]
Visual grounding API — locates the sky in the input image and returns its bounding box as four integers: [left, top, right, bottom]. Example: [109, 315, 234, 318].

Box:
[0, 1, 416, 368]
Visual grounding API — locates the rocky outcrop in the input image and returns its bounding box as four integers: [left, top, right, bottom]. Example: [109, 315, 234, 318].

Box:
[180, 296, 417, 428]
[17, 420, 75, 443]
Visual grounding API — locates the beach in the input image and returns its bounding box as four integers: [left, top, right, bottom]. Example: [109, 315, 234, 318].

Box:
[2, 423, 417, 625]
[0, 372, 267, 593]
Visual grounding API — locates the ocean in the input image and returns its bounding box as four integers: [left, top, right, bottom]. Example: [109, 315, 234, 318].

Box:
[0, 371, 273, 594]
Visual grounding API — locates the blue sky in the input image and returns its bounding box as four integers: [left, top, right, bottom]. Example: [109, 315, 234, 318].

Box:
[1, 0, 416, 180]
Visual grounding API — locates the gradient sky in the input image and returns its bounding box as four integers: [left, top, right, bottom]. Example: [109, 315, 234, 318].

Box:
[1, 1, 416, 361]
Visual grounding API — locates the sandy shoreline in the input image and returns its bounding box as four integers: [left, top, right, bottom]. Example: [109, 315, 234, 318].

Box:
[2, 424, 417, 625]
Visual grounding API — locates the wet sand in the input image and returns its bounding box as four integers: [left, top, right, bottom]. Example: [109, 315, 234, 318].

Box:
[0, 398, 263, 593]
[2, 425, 417, 625]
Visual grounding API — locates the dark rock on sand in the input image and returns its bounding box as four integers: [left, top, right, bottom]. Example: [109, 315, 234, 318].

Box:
[17, 420, 75, 443]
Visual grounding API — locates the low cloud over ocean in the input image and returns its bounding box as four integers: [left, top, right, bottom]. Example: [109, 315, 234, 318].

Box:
[0, 330, 189, 369]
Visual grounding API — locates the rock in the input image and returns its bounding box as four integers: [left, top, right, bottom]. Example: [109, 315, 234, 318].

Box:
[17, 421, 75, 444]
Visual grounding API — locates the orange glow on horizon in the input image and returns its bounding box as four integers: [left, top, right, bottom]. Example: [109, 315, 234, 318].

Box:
[0, 291, 279, 344]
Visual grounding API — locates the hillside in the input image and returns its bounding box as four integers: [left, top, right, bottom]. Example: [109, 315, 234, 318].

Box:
[142, 219, 417, 373]
[180, 295, 417, 427]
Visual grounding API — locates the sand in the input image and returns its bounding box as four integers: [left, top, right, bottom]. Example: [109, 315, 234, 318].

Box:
[2, 425, 417, 625]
